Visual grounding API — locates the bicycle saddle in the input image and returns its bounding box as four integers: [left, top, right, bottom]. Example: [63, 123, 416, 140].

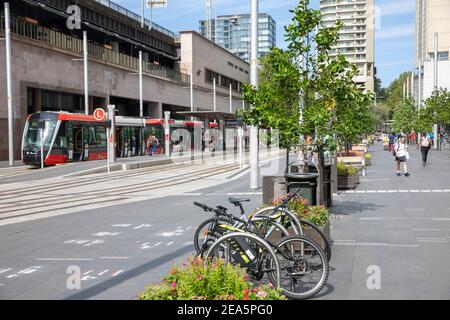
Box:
[228, 197, 250, 206]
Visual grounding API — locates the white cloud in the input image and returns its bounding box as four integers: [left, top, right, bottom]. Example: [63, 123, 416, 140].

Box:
[376, 24, 415, 39]
[376, 0, 415, 17]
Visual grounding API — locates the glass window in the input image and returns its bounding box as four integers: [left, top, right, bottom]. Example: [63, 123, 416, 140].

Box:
[23, 119, 57, 149]
[96, 126, 107, 148]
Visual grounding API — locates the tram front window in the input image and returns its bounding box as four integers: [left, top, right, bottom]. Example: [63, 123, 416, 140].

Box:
[23, 120, 57, 149]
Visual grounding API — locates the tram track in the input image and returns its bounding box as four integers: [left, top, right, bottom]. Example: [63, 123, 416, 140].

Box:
[0, 164, 240, 222]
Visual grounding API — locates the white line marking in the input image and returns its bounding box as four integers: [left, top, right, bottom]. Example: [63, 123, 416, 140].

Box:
[388, 190, 398, 193]
[333, 240, 356, 242]
[432, 218, 450, 221]
[83, 270, 94, 275]
[98, 270, 109, 276]
[398, 190, 409, 193]
[432, 190, 443, 192]
[360, 218, 383, 221]
[153, 242, 163, 247]
[412, 228, 440, 231]
[410, 190, 420, 193]
[183, 241, 194, 246]
[183, 193, 203, 196]
[355, 191, 366, 194]
[416, 238, 447, 241]
[345, 190, 355, 194]
[404, 208, 425, 212]
[420, 190, 431, 193]
[167, 241, 174, 246]
[377, 190, 387, 193]
[112, 270, 124, 277]
[366, 190, 376, 193]
[417, 240, 447, 243]
[333, 242, 419, 247]
[0, 268, 12, 274]
[99, 257, 129, 260]
[92, 232, 120, 237]
[36, 258, 95, 261]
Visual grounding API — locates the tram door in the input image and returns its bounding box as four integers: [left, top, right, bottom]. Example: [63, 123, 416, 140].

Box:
[67, 123, 84, 162]
[116, 127, 124, 157]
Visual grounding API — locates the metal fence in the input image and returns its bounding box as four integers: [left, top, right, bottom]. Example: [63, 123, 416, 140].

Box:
[93, 0, 178, 38]
[0, 14, 189, 85]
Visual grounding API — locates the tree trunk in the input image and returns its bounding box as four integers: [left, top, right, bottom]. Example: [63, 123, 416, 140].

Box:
[285, 146, 290, 174]
[317, 144, 325, 206]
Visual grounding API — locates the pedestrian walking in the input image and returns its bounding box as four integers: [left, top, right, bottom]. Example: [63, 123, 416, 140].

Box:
[393, 135, 410, 177]
[420, 134, 431, 166]
[409, 130, 416, 146]
[388, 132, 396, 153]
[147, 134, 158, 156]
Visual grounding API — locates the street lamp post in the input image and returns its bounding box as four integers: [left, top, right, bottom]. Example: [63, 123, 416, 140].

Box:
[4, 2, 14, 166]
[249, 0, 259, 189]
[433, 32, 439, 149]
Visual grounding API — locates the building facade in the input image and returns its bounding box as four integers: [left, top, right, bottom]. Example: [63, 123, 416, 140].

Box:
[320, 0, 375, 92]
[0, 0, 249, 161]
[199, 13, 276, 62]
[415, 0, 450, 101]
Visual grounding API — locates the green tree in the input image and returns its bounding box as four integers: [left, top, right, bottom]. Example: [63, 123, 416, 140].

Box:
[241, 0, 373, 205]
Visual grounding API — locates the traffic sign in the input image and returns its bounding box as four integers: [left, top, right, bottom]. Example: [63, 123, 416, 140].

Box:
[93, 108, 106, 121]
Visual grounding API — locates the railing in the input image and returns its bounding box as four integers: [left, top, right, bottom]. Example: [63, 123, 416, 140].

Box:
[93, 0, 178, 38]
[0, 14, 189, 86]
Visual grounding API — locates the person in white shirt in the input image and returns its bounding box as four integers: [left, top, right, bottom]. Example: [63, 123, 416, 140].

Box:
[420, 134, 432, 166]
[393, 135, 410, 177]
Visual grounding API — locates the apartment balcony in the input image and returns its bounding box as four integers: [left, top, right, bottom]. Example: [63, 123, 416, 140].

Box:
[0, 14, 190, 86]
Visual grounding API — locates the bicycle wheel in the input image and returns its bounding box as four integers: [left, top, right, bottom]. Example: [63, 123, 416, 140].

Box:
[254, 207, 332, 262]
[251, 206, 302, 236]
[194, 217, 233, 254]
[205, 232, 281, 288]
[271, 235, 329, 300]
[298, 219, 332, 262]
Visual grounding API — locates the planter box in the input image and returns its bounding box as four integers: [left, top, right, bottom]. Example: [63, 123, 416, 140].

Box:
[266, 220, 331, 249]
[337, 175, 357, 189]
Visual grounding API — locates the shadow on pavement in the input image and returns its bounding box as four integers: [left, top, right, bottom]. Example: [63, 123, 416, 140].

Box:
[330, 200, 386, 216]
[64, 245, 195, 300]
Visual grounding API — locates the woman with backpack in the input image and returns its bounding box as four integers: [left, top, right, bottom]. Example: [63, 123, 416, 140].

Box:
[420, 134, 432, 166]
[393, 135, 410, 177]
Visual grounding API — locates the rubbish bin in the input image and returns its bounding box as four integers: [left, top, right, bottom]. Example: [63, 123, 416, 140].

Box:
[285, 173, 318, 206]
[307, 162, 332, 207]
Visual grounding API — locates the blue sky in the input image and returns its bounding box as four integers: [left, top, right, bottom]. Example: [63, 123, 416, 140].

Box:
[115, 0, 415, 88]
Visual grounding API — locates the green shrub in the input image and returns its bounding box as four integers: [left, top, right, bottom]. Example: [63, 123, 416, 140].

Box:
[364, 153, 372, 160]
[138, 257, 286, 300]
[337, 162, 358, 177]
[271, 196, 329, 227]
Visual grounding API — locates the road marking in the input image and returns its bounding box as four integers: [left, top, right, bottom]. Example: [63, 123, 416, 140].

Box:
[416, 238, 447, 241]
[99, 257, 129, 260]
[112, 224, 133, 227]
[376, 190, 387, 193]
[399, 190, 409, 193]
[360, 218, 383, 221]
[36, 258, 95, 261]
[167, 241, 174, 246]
[154, 242, 163, 247]
[333, 242, 419, 247]
[421, 190, 432, 193]
[417, 240, 447, 243]
[388, 190, 398, 193]
[183, 241, 194, 246]
[83, 270, 94, 275]
[0, 268, 12, 274]
[404, 208, 425, 212]
[183, 193, 203, 196]
[355, 190, 366, 194]
[410, 190, 420, 193]
[432, 190, 443, 192]
[133, 224, 152, 229]
[432, 218, 450, 221]
[92, 232, 120, 237]
[98, 270, 109, 276]
[366, 190, 376, 193]
[112, 270, 124, 277]
[412, 228, 440, 231]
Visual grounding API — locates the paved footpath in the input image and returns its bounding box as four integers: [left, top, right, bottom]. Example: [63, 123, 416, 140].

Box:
[321, 142, 450, 299]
